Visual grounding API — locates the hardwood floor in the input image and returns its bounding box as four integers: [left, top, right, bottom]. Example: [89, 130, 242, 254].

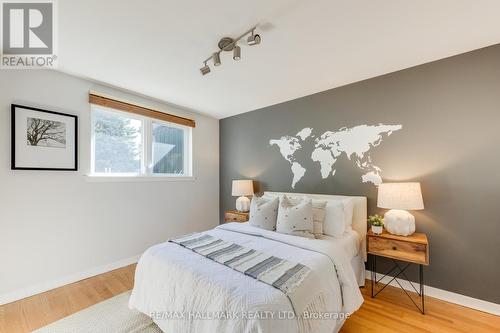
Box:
[1, 264, 499, 333]
[0, 265, 135, 333]
[344, 284, 500, 333]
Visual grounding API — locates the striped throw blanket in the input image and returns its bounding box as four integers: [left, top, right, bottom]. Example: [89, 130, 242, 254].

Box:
[170, 233, 312, 298]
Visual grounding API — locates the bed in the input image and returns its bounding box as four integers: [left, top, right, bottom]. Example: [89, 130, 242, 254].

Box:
[129, 192, 367, 333]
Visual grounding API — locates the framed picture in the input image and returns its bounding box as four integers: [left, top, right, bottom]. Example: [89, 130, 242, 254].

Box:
[11, 104, 78, 170]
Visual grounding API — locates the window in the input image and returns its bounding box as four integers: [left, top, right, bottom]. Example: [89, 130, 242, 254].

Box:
[151, 122, 188, 174]
[91, 105, 192, 177]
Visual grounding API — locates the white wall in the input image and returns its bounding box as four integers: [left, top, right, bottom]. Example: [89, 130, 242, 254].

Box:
[0, 70, 219, 303]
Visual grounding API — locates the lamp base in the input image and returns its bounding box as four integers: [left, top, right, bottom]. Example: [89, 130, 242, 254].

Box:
[384, 209, 415, 236]
[235, 196, 250, 212]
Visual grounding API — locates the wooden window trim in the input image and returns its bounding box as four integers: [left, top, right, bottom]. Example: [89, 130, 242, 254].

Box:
[89, 93, 195, 128]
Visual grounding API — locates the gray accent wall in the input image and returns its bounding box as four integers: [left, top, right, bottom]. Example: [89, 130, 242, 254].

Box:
[220, 44, 500, 303]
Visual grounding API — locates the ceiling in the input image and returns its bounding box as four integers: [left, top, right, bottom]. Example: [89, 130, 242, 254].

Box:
[58, 0, 500, 119]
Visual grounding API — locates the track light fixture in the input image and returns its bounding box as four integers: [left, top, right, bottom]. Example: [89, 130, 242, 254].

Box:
[200, 26, 261, 76]
[233, 45, 241, 61]
[200, 61, 210, 75]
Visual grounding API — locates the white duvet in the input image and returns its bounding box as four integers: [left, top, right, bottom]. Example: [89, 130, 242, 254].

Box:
[129, 223, 363, 333]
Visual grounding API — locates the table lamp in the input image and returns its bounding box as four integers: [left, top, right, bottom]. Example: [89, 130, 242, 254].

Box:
[377, 182, 424, 236]
[232, 180, 254, 212]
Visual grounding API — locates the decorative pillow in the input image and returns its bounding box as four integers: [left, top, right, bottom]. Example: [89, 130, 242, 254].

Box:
[311, 201, 327, 237]
[276, 195, 315, 239]
[249, 196, 279, 231]
[285, 197, 326, 237]
[323, 198, 355, 237]
[263, 194, 326, 237]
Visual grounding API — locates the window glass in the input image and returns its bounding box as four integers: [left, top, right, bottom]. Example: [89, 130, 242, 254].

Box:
[152, 122, 185, 174]
[93, 108, 142, 174]
[91, 106, 191, 177]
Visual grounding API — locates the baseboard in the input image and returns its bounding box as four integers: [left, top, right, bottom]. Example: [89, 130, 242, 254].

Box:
[366, 270, 500, 316]
[0, 255, 140, 306]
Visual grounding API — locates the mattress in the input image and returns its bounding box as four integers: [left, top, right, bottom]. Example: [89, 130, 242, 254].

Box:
[318, 229, 360, 259]
[320, 229, 365, 286]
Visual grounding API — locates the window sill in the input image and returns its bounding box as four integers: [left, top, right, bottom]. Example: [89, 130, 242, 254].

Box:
[84, 175, 196, 183]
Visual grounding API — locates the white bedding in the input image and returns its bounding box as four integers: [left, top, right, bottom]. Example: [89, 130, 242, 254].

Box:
[318, 229, 360, 259]
[129, 223, 363, 333]
[226, 222, 360, 259]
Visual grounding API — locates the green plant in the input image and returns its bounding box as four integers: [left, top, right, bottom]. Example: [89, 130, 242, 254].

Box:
[368, 214, 384, 227]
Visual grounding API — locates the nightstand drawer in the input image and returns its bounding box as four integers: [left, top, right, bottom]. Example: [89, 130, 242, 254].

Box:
[224, 210, 249, 223]
[368, 235, 428, 265]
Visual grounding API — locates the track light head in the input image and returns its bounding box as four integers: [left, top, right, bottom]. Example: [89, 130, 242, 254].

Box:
[247, 33, 261, 46]
[212, 52, 221, 66]
[233, 45, 241, 61]
[200, 62, 210, 75]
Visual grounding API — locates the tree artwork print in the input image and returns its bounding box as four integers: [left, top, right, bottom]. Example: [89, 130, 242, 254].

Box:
[26, 117, 67, 148]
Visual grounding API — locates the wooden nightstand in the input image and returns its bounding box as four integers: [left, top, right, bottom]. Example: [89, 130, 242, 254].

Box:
[224, 210, 249, 223]
[367, 230, 429, 314]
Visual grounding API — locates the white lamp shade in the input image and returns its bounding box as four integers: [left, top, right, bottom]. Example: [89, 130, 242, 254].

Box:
[232, 180, 254, 196]
[377, 182, 424, 210]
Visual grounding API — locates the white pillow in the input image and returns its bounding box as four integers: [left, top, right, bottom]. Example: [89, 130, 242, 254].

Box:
[276, 195, 315, 239]
[342, 198, 354, 230]
[249, 196, 279, 231]
[322, 198, 354, 237]
[322, 200, 346, 237]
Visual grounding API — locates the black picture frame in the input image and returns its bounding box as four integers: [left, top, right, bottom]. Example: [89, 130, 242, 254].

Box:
[11, 104, 78, 171]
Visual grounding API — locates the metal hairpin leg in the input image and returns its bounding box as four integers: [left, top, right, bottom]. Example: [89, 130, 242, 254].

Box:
[370, 254, 425, 314]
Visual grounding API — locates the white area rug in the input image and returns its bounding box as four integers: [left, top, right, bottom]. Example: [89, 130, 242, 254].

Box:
[33, 291, 162, 333]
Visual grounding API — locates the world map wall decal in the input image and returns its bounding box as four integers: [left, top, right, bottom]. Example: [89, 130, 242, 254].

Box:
[269, 124, 403, 188]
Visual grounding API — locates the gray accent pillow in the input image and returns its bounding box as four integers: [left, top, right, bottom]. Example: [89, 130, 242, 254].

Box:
[249, 196, 279, 231]
[276, 195, 315, 239]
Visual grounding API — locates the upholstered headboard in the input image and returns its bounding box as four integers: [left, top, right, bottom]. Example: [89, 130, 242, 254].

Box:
[264, 192, 368, 261]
